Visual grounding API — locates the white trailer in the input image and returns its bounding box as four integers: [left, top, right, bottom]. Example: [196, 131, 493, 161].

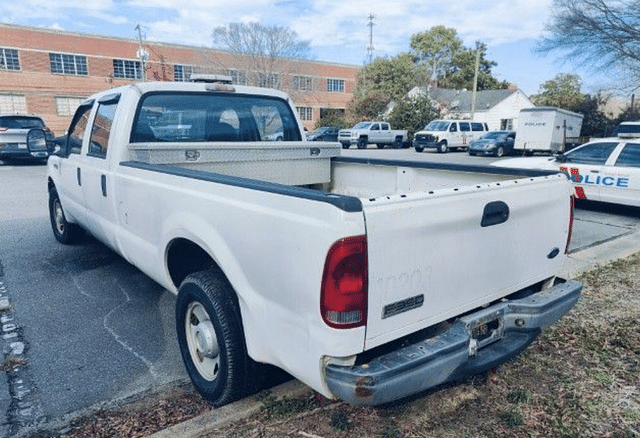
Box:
[514, 107, 583, 155]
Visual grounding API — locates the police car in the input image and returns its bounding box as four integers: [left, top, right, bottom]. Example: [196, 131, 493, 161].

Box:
[493, 133, 640, 207]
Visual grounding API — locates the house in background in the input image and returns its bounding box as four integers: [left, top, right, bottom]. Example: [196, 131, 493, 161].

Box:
[408, 86, 535, 131]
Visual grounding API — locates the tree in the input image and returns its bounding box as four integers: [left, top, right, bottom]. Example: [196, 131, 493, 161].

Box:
[387, 93, 439, 138]
[410, 26, 462, 86]
[439, 44, 510, 91]
[531, 73, 585, 109]
[574, 93, 617, 137]
[210, 22, 311, 94]
[537, 0, 640, 89]
[359, 54, 417, 102]
[347, 88, 390, 122]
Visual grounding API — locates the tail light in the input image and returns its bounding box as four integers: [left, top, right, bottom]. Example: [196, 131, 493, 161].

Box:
[321, 236, 368, 329]
[565, 196, 574, 254]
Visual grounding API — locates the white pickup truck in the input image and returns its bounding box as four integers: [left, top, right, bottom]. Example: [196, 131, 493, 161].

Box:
[44, 78, 581, 407]
[338, 121, 408, 149]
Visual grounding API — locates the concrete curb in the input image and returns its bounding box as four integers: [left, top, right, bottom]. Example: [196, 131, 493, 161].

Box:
[146, 379, 313, 438]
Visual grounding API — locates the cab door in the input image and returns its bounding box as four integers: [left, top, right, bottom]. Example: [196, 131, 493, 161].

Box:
[601, 142, 640, 207]
[81, 93, 121, 250]
[559, 141, 618, 202]
[54, 101, 95, 226]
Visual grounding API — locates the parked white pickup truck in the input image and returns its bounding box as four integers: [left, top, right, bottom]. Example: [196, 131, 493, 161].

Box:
[44, 77, 581, 407]
[338, 121, 408, 149]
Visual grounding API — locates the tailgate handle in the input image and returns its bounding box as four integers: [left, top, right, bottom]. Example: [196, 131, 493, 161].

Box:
[481, 201, 509, 227]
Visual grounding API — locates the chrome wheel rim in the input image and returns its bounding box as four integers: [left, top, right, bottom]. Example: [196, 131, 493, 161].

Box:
[54, 199, 66, 235]
[185, 302, 220, 381]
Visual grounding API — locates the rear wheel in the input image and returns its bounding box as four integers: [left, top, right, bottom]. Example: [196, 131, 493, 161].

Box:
[48, 187, 84, 244]
[176, 269, 254, 407]
[415, 146, 424, 153]
[393, 137, 403, 149]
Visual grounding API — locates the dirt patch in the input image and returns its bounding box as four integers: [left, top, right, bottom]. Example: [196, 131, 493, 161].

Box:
[29, 254, 640, 438]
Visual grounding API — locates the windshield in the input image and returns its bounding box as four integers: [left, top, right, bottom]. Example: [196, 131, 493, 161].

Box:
[424, 121, 450, 131]
[482, 132, 506, 140]
[0, 116, 45, 129]
[353, 122, 372, 129]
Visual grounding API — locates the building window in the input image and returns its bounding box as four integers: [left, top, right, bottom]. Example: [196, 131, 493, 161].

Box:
[55, 97, 85, 116]
[225, 69, 247, 85]
[297, 106, 313, 121]
[259, 73, 279, 89]
[0, 48, 20, 71]
[327, 78, 345, 93]
[113, 59, 142, 80]
[501, 119, 513, 130]
[0, 94, 27, 114]
[50, 53, 88, 76]
[294, 76, 313, 91]
[174, 64, 199, 82]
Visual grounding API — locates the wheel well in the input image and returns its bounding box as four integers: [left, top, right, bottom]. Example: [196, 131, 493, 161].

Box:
[167, 238, 219, 289]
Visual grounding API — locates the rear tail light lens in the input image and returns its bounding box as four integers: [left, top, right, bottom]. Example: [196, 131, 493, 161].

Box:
[321, 236, 368, 329]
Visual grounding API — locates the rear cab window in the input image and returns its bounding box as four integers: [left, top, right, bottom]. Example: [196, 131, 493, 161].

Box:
[130, 92, 302, 144]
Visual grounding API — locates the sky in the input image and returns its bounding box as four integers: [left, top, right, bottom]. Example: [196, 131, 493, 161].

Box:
[0, 0, 614, 97]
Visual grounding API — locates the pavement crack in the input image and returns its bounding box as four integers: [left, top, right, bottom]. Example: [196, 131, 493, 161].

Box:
[103, 279, 158, 379]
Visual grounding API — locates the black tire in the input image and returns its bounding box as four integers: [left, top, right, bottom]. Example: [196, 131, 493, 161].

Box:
[176, 269, 253, 407]
[495, 146, 505, 157]
[341, 143, 350, 149]
[393, 138, 403, 149]
[376, 143, 385, 149]
[357, 137, 368, 149]
[49, 187, 84, 244]
[437, 142, 448, 153]
[414, 146, 424, 153]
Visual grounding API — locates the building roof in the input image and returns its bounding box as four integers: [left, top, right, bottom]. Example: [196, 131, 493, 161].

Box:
[411, 87, 522, 112]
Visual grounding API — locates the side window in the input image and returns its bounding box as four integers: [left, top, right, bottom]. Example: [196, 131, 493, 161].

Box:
[615, 143, 640, 168]
[371, 123, 380, 131]
[471, 122, 484, 132]
[67, 103, 93, 155]
[459, 122, 471, 132]
[449, 123, 457, 132]
[88, 95, 119, 158]
[381, 123, 389, 131]
[565, 142, 618, 165]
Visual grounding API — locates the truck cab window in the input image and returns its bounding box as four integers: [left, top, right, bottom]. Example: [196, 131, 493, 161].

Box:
[89, 100, 118, 158]
[67, 104, 93, 155]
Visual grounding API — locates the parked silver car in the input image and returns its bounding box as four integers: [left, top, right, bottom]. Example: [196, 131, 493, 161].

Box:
[0, 115, 55, 162]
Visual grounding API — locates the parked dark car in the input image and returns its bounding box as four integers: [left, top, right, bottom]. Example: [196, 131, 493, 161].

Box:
[306, 126, 341, 142]
[468, 130, 516, 157]
[0, 114, 55, 162]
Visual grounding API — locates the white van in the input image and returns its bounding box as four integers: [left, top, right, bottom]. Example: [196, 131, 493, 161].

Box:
[414, 120, 489, 153]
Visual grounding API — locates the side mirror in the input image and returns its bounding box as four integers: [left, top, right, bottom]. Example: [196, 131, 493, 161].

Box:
[26, 129, 49, 158]
[555, 153, 567, 163]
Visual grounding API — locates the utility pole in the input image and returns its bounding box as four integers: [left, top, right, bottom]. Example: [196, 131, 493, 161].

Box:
[366, 13, 375, 64]
[135, 24, 147, 82]
[471, 42, 481, 119]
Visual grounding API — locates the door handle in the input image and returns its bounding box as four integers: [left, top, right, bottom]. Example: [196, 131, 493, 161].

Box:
[101, 174, 107, 197]
[590, 170, 600, 173]
[76, 167, 82, 186]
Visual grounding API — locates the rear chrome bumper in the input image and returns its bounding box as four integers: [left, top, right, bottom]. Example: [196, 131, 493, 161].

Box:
[325, 278, 582, 405]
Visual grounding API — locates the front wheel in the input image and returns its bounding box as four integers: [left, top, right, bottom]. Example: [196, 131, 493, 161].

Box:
[357, 137, 368, 149]
[414, 146, 424, 153]
[495, 146, 505, 157]
[176, 270, 253, 407]
[437, 142, 448, 153]
[49, 187, 84, 244]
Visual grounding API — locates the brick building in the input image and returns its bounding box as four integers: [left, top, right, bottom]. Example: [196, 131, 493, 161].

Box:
[0, 23, 360, 134]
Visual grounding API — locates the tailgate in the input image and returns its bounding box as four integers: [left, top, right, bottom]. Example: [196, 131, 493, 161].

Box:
[363, 173, 572, 348]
